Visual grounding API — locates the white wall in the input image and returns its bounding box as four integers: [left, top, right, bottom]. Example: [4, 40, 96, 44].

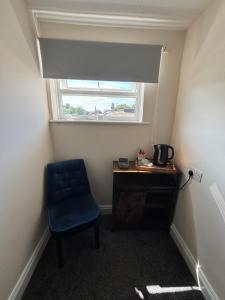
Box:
[0, 1, 53, 299]
[171, 0, 225, 298]
[40, 22, 185, 205]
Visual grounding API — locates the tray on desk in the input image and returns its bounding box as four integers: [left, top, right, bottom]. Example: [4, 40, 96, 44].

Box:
[135, 160, 177, 174]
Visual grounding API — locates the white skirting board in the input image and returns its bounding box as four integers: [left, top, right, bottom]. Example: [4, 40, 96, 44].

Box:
[99, 204, 112, 215]
[8, 228, 50, 300]
[170, 224, 219, 300]
[8, 205, 111, 299]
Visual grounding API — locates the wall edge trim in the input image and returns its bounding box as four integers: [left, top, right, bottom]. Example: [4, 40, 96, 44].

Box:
[99, 204, 112, 215]
[170, 223, 219, 300]
[32, 9, 190, 32]
[8, 228, 50, 300]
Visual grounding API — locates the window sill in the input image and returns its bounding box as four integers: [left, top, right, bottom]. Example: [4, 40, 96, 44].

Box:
[49, 120, 151, 125]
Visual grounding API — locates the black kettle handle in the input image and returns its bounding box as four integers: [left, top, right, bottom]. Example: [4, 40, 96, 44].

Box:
[167, 146, 174, 160]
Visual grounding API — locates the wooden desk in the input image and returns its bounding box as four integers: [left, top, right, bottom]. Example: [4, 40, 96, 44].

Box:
[112, 161, 181, 230]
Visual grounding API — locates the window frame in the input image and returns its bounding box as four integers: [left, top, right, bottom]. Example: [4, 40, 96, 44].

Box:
[49, 79, 144, 123]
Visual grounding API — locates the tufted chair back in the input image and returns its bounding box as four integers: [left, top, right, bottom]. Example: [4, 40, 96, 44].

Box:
[46, 159, 90, 205]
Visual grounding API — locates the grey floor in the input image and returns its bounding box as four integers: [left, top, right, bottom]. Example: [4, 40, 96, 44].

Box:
[22, 216, 204, 300]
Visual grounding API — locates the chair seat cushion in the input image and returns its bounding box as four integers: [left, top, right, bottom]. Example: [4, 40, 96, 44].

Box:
[48, 194, 100, 233]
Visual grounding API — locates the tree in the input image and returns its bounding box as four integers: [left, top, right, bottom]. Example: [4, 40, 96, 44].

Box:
[63, 105, 87, 115]
[115, 103, 133, 111]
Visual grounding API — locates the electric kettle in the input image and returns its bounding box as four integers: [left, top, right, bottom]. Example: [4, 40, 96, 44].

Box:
[153, 144, 174, 166]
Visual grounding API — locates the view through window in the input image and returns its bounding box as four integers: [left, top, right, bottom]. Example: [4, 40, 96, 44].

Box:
[56, 79, 144, 122]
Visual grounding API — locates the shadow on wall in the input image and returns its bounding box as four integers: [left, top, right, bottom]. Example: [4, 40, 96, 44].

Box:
[10, 0, 39, 70]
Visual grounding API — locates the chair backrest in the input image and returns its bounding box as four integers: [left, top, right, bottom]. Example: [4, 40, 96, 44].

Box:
[46, 159, 90, 205]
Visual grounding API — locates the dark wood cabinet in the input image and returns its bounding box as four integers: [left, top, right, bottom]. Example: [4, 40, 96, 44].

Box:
[112, 161, 182, 230]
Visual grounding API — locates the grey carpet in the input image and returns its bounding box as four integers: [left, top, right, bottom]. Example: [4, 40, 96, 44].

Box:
[22, 215, 204, 300]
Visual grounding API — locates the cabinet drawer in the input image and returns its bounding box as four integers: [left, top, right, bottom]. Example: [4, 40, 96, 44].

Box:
[114, 173, 178, 190]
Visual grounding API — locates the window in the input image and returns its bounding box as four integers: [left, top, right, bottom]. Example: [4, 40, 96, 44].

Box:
[50, 79, 144, 122]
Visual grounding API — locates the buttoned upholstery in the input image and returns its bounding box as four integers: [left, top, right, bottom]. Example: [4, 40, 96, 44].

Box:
[46, 159, 100, 267]
[46, 159, 100, 234]
[47, 159, 90, 206]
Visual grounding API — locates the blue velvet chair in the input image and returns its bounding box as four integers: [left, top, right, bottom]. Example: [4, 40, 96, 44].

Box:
[46, 159, 101, 267]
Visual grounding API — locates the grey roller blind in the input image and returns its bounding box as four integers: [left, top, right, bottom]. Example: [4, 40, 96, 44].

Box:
[39, 38, 162, 83]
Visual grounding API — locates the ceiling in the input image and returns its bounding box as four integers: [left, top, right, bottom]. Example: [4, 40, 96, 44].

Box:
[27, 0, 212, 30]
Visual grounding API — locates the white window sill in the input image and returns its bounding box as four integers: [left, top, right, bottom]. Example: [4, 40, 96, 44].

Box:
[49, 120, 151, 125]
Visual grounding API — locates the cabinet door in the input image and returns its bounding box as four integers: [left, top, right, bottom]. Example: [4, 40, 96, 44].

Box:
[141, 190, 175, 229]
[115, 191, 145, 229]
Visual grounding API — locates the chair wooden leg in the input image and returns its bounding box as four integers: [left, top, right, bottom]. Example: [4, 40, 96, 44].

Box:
[56, 238, 64, 268]
[94, 223, 100, 249]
